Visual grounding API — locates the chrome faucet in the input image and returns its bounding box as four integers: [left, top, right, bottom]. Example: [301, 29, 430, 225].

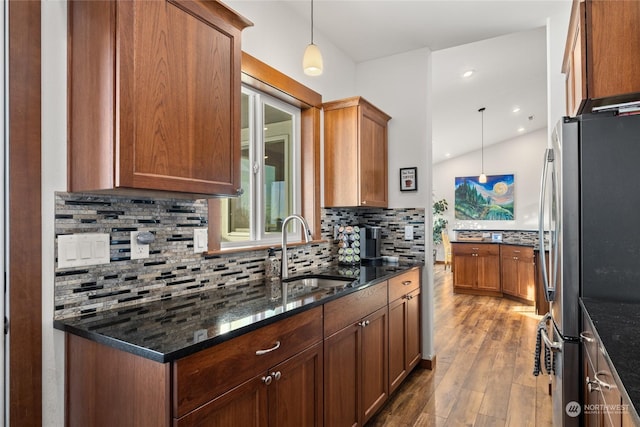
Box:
[280, 214, 311, 280]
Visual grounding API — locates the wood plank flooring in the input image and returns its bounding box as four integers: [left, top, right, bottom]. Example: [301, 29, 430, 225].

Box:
[367, 264, 553, 427]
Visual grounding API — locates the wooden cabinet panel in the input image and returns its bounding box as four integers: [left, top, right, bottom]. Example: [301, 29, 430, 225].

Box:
[389, 288, 421, 395]
[563, 0, 640, 114]
[389, 268, 420, 302]
[268, 342, 323, 427]
[323, 97, 391, 207]
[501, 245, 535, 302]
[324, 323, 360, 427]
[324, 280, 387, 337]
[69, 0, 251, 196]
[175, 375, 268, 427]
[361, 307, 389, 424]
[452, 243, 501, 296]
[174, 306, 322, 417]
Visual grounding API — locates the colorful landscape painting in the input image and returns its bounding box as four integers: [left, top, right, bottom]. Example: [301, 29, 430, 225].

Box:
[455, 174, 515, 220]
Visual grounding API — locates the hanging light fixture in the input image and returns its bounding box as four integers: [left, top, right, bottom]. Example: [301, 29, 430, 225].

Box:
[303, 0, 323, 76]
[478, 107, 487, 184]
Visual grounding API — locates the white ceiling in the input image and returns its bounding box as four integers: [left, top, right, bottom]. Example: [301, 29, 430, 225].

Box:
[281, 0, 571, 163]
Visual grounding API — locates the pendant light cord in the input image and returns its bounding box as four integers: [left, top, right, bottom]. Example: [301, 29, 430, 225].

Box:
[479, 107, 485, 173]
[310, 0, 314, 44]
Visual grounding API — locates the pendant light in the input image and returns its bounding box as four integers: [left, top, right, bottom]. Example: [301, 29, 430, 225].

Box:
[478, 107, 487, 184]
[303, 0, 323, 76]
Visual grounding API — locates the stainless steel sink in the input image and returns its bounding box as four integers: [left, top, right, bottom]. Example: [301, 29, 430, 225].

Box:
[283, 275, 355, 290]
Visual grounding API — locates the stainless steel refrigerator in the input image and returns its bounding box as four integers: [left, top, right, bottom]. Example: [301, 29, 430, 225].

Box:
[538, 111, 640, 426]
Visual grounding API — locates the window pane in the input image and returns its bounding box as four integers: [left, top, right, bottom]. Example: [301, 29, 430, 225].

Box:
[222, 92, 251, 243]
[263, 103, 294, 235]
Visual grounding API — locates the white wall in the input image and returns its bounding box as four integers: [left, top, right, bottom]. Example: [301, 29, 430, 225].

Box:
[547, 5, 573, 143]
[433, 128, 547, 234]
[355, 49, 434, 359]
[41, 1, 67, 426]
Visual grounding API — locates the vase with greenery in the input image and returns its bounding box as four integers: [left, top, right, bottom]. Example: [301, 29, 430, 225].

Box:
[432, 198, 449, 247]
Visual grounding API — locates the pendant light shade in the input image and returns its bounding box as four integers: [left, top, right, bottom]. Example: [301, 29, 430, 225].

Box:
[478, 107, 487, 183]
[303, 43, 323, 76]
[303, 0, 323, 76]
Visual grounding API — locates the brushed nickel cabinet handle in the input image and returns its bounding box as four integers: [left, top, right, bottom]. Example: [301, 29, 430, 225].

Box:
[402, 280, 412, 286]
[256, 340, 281, 355]
[271, 371, 282, 381]
[262, 375, 273, 385]
[580, 332, 595, 343]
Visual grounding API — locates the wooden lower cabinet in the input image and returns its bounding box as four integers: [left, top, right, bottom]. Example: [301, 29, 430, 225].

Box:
[452, 243, 501, 295]
[176, 342, 323, 427]
[389, 288, 421, 394]
[500, 245, 535, 303]
[324, 306, 389, 427]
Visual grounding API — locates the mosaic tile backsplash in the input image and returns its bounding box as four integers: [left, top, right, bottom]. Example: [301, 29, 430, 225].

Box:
[54, 192, 425, 319]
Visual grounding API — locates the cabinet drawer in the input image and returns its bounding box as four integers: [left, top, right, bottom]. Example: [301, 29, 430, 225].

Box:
[173, 306, 323, 418]
[389, 269, 420, 302]
[500, 245, 533, 260]
[324, 281, 388, 337]
[452, 243, 499, 256]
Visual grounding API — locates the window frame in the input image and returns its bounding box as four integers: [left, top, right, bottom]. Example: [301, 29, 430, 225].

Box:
[208, 52, 322, 253]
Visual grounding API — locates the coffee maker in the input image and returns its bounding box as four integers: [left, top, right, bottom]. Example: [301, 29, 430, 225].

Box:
[359, 226, 382, 265]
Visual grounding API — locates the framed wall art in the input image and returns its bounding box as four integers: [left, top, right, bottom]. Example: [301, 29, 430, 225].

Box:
[454, 174, 514, 220]
[400, 167, 418, 192]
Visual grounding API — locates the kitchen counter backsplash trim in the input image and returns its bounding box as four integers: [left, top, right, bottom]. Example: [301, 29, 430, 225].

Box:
[54, 194, 425, 319]
[454, 229, 548, 248]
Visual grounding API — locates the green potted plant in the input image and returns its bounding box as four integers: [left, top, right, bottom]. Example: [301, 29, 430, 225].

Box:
[432, 198, 449, 261]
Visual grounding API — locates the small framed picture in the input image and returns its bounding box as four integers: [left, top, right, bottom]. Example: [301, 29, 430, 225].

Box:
[400, 167, 418, 192]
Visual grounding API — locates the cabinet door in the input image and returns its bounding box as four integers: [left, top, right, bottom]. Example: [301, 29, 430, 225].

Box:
[268, 342, 323, 427]
[476, 254, 501, 292]
[120, 0, 243, 195]
[175, 375, 268, 427]
[388, 289, 421, 395]
[388, 297, 407, 394]
[517, 252, 536, 301]
[324, 323, 361, 427]
[452, 254, 477, 290]
[359, 108, 388, 207]
[501, 254, 518, 296]
[406, 289, 421, 371]
[361, 306, 388, 424]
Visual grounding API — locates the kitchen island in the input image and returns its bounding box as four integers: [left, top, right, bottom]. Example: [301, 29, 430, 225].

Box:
[54, 263, 423, 427]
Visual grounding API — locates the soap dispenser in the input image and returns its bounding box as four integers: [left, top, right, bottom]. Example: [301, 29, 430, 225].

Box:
[265, 248, 281, 299]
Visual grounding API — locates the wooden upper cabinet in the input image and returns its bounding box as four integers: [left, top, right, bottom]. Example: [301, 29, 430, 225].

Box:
[563, 0, 640, 115]
[68, 0, 252, 197]
[323, 97, 391, 207]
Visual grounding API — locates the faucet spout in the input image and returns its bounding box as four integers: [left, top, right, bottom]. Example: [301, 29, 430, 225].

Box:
[281, 214, 311, 280]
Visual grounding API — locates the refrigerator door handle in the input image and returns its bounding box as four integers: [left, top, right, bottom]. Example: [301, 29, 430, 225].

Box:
[540, 325, 563, 352]
[538, 148, 556, 301]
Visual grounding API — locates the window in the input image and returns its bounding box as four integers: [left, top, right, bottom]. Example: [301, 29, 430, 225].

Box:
[220, 85, 302, 248]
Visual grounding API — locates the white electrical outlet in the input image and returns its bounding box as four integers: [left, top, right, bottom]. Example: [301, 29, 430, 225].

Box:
[130, 231, 150, 260]
[194, 228, 208, 253]
[404, 225, 414, 241]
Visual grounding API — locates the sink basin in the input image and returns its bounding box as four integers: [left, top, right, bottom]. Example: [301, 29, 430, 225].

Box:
[283, 275, 355, 290]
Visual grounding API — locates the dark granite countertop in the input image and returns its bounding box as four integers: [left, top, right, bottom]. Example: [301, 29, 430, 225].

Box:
[450, 239, 548, 251]
[580, 298, 640, 423]
[53, 263, 421, 363]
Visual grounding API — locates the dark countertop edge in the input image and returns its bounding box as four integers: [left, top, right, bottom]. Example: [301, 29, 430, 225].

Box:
[53, 263, 423, 363]
[579, 298, 640, 424]
[450, 240, 548, 251]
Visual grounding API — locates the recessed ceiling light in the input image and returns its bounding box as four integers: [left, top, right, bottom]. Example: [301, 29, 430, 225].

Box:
[512, 106, 521, 113]
[462, 69, 475, 78]
[445, 153, 451, 158]
[517, 127, 525, 132]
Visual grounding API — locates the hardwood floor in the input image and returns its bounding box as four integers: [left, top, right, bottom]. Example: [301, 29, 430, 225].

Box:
[368, 264, 553, 427]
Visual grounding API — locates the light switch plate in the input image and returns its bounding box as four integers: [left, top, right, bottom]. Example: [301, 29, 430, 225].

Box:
[404, 225, 414, 241]
[194, 228, 208, 253]
[58, 233, 110, 268]
[130, 231, 150, 260]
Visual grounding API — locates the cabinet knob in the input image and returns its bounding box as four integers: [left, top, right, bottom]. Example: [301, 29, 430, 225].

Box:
[271, 371, 282, 381]
[262, 375, 273, 386]
[358, 320, 370, 327]
[402, 280, 412, 286]
[361, 200, 367, 205]
[235, 188, 244, 196]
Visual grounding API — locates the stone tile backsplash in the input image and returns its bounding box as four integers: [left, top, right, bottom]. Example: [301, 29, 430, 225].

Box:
[54, 192, 425, 319]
